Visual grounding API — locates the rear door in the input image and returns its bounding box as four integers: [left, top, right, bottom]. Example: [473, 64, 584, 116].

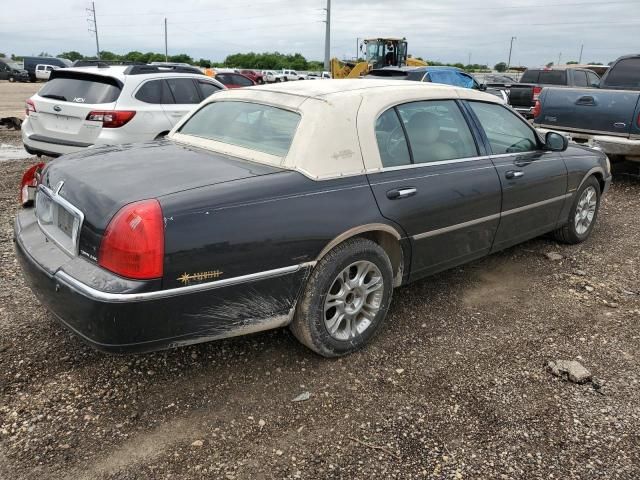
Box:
[466, 101, 568, 250]
[28, 71, 122, 145]
[162, 77, 202, 126]
[366, 99, 502, 280]
[131, 79, 174, 137]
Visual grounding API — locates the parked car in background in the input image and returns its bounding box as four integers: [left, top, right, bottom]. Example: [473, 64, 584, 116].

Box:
[22, 64, 225, 157]
[307, 71, 331, 80]
[282, 69, 307, 81]
[35, 64, 60, 81]
[509, 66, 601, 118]
[262, 70, 286, 83]
[0, 59, 29, 82]
[368, 66, 509, 103]
[534, 54, 640, 163]
[214, 72, 256, 89]
[23, 56, 71, 82]
[15, 80, 610, 358]
[239, 69, 264, 84]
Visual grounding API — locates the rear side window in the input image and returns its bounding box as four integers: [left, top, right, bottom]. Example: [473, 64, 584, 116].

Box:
[197, 80, 222, 99]
[38, 76, 121, 104]
[166, 78, 200, 104]
[406, 70, 425, 81]
[397, 100, 477, 164]
[179, 101, 300, 157]
[375, 109, 411, 167]
[605, 58, 640, 88]
[469, 102, 538, 154]
[538, 70, 567, 85]
[135, 80, 173, 104]
[520, 70, 540, 83]
[573, 71, 588, 87]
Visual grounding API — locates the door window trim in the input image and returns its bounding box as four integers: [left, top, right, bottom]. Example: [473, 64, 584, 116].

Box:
[374, 99, 485, 172]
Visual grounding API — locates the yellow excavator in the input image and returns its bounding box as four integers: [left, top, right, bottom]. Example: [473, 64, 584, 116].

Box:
[331, 37, 427, 79]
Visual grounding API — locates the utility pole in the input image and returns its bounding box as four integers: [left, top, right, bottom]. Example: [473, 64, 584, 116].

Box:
[578, 44, 584, 64]
[468, 52, 471, 66]
[507, 36, 516, 71]
[558, 52, 562, 65]
[87, 1, 100, 60]
[164, 18, 168, 62]
[323, 0, 331, 71]
[356, 37, 359, 61]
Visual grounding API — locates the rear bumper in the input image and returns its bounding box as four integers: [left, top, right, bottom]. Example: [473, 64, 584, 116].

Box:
[14, 208, 310, 353]
[22, 128, 89, 157]
[536, 126, 640, 161]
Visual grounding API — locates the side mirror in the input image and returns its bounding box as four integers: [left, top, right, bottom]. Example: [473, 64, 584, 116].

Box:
[590, 81, 600, 88]
[479, 83, 487, 91]
[545, 131, 569, 152]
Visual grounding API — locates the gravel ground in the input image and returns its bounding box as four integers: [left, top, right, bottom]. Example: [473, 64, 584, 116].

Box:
[0, 127, 639, 479]
[0, 81, 40, 119]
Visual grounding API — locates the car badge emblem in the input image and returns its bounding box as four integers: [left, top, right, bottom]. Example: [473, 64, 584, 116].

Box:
[53, 105, 62, 112]
[54, 180, 64, 195]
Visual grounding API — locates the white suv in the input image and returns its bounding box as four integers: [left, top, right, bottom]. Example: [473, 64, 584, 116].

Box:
[22, 65, 226, 157]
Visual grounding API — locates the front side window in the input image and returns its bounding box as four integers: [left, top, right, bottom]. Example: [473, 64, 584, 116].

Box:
[166, 78, 200, 104]
[469, 102, 538, 154]
[396, 100, 478, 164]
[587, 71, 600, 87]
[573, 71, 588, 87]
[179, 101, 300, 157]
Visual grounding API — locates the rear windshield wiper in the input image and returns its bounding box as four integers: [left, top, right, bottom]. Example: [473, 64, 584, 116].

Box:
[41, 94, 67, 101]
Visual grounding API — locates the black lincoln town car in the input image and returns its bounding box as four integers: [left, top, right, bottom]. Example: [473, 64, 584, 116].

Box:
[14, 80, 612, 357]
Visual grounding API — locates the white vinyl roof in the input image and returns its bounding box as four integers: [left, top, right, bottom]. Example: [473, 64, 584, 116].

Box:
[169, 79, 504, 180]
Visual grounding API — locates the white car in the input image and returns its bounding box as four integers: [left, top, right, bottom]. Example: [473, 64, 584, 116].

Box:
[35, 64, 60, 81]
[262, 70, 286, 83]
[281, 69, 307, 81]
[307, 71, 331, 80]
[22, 65, 226, 157]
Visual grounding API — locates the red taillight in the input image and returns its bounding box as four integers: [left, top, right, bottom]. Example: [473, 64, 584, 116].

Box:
[98, 199, 164, 280]
[25, 99, 36, 116]
[532, 100, 542, 119]
[86, 110, 136, 128]
[532, 86, 543, 102]
[637, 112, 640, 128]
[19, 162, 45, 206]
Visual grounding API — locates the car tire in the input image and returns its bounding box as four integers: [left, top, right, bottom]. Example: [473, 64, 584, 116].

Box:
[552, 176, 601, 244]
[275, 78, 280, 83]
[8, 77, 15, 83]
[290, 238, 394, 357]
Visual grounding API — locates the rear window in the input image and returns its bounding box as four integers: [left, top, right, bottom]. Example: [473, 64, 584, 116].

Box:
[179, 101, 300, 157]
[538, 70, 566, 85]
[605, 58, 640, 88]
[38, 76, 121, 104]
[520, 70, 540, 83]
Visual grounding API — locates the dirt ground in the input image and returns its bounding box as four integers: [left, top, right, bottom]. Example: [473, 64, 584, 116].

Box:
[0, 80, 40, 119]
[0, 126, 639, 479]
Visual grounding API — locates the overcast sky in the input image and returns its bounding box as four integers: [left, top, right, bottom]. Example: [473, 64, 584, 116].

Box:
[0, 0, 637, 67]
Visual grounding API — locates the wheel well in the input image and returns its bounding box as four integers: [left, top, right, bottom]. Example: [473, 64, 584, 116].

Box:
[316, 227, 405, 287]
[592, 172, 605, 193]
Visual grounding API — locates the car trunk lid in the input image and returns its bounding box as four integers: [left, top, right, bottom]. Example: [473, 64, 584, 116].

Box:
[28, 70, 123, 144]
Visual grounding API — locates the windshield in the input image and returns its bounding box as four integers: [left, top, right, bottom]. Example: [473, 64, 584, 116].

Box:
[8, 62, 23, 70]
[605, 58, 640, 88]
[179, 101, 301, 157]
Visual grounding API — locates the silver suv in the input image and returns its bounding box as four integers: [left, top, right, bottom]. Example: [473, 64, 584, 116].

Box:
[22, 64, 226, 157]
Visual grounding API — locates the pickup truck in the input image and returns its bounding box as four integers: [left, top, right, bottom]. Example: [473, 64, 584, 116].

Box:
[533, 54, 640, 163]
[281, 69, 307, 81]
[35, 64, 59, 81]
[509, 67, 601, 118]
[262, 70, 287, 83]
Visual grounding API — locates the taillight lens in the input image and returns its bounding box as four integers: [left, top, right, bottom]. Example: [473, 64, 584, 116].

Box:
[532, 86, 543, 102]
[637, 112, 640, 128]
[86, 110, 136, 128]
[19, 162, 45, 206]
[532, 100, 542, 119]
[25, 99, 36, 116]
[98, 199, 164, 279]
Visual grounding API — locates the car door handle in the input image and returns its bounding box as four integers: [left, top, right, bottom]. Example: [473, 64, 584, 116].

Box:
[505, 170, 524, 179]
[386, 187, 417, 199]
[576, 95, 596, 106]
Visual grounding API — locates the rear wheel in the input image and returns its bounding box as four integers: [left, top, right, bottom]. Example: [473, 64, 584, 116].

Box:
[552, 176, 600, 244]
[275, 78, 281, 83]
[8, 76, 15, 83]
[290, 238, 393, 357]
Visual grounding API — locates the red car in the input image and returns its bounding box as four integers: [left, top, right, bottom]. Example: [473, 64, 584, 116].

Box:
[239, 69, 265, 84]
[215, 72, 257, 89]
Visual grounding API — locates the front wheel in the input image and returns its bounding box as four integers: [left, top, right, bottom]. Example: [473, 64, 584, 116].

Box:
[552, 176, 601, 244]
[290, 238, 393, 357]
[8, 76, 15, 83]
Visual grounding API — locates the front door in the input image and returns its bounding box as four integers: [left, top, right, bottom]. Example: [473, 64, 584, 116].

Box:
[466, 101, 568, 251]
[367, 100, 502, 280]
